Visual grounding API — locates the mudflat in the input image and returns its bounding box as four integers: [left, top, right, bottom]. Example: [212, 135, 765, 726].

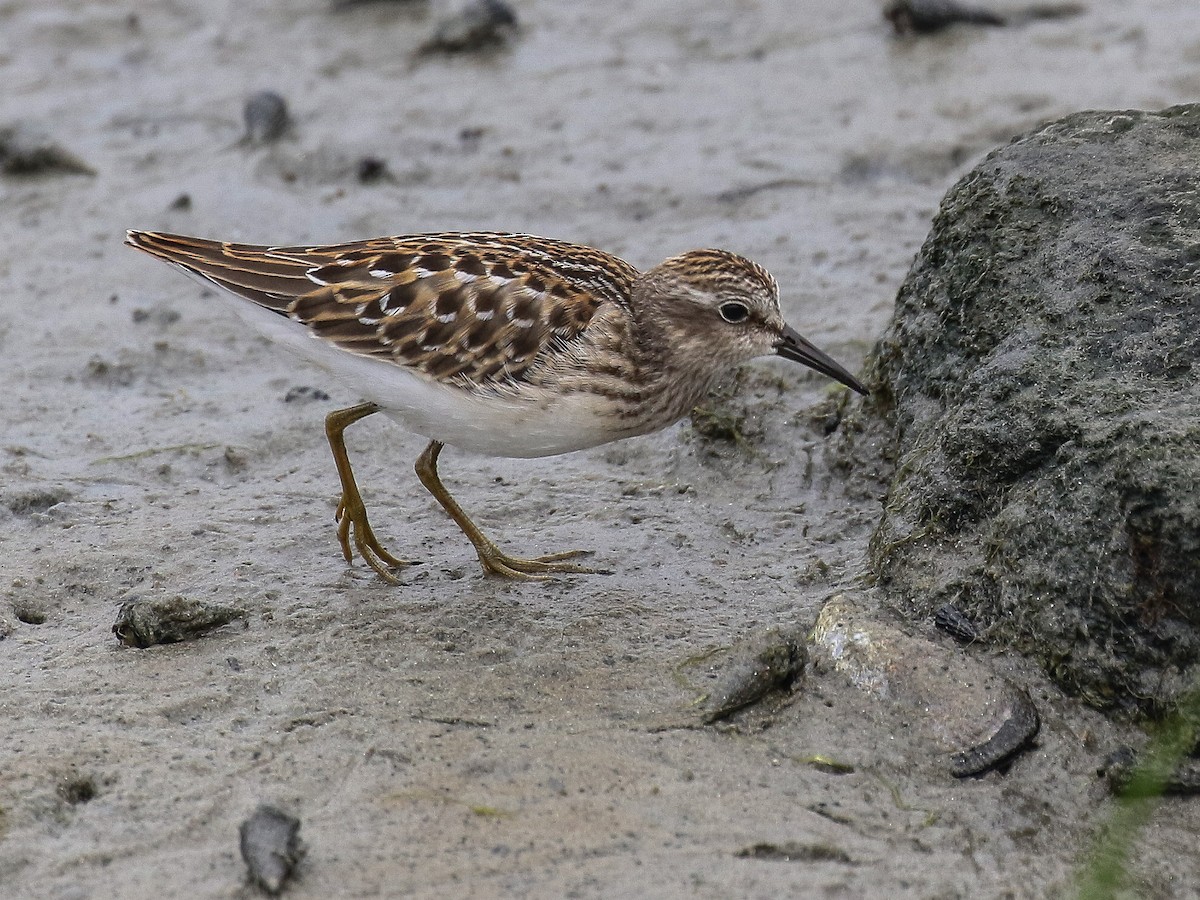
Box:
[2, 2, 1198, 896]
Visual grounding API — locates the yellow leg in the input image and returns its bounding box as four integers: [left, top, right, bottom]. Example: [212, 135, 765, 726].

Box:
[414, 440, 603, 580]
[325, 403, 408, 583]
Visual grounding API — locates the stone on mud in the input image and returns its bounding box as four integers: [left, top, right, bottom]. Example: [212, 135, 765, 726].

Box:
[849, 105, 1200, 714]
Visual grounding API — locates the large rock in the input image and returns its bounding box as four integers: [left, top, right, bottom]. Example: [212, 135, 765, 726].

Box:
[852, 105, 1200, 714]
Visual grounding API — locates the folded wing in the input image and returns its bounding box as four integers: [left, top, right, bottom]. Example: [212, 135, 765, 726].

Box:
[126, 230, 639, 387]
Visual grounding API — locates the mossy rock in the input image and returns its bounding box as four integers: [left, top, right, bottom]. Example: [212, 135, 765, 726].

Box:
[855, 105, 1200, 714]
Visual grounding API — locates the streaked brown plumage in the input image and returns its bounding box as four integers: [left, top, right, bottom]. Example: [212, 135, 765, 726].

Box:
[126, 229, 866, 581]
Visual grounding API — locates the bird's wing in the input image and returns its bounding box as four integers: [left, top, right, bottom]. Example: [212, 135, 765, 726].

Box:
[126, 230, 639, 386]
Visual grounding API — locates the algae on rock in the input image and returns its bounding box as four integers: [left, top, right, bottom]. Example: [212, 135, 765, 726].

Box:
[846, 105, 1200, 713]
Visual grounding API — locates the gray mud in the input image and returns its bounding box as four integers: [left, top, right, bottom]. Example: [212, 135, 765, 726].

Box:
[3, 1, 1200, 897]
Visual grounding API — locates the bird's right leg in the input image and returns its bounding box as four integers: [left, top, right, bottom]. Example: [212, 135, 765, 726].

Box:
[414, 440, 603, 580]
[325, 402, 409, 582]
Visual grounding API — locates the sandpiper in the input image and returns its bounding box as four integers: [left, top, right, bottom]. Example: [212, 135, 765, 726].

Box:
[126, 230, 867, 581]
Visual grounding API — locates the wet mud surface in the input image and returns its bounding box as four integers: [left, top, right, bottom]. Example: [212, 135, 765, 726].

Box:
[2, 1, 1200, 896]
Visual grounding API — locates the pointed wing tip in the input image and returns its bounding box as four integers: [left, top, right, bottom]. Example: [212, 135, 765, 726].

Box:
[126, 230, 193, 261]
[125, 229, 159, 252]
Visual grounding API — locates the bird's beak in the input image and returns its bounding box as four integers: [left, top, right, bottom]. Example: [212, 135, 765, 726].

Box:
[774, 325, 868, 395]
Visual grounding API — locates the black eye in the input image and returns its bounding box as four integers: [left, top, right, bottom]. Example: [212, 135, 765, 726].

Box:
[719, 302, 750, 324]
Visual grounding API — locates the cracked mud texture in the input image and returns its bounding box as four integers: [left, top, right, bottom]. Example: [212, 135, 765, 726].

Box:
[4, 1, 1200, 897]
[851, 105, 1200, 714]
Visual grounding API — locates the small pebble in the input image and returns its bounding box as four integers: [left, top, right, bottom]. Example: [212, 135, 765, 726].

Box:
[458, 126, 486, 148]
[283, 385, 331, 404]
[884, 0, 1006, 33]
[884, 0, 1084, 34]
[933, 602, 982, 643]
[224, 446, 248, 472]
[242, 91, 291, 145]
[131, 305, 181, 327]
[58, 774, 98, 805]
[735, 841, 852, 863]
[700, 626, 806, 724]
[5, 487, 72, 516]
[84, 354, 136, 387]
[355, 156, 391, 183]
[0, 122, 95, 176]
[331, 0, 423, 8]
[240, 804, 304, 896]
[949, 686, 1040, 777]
[420, 0, 518, 54]
[113, 594, 245, 648]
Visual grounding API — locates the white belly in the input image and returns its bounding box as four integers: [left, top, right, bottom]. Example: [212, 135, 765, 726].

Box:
[213, 293, 628, 458]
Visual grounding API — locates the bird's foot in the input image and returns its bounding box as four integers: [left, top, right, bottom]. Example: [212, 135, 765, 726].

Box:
[475, 545, 608, 580]
[335, 495, 413, 583]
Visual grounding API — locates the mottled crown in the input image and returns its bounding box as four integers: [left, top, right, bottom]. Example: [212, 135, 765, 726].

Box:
[650, 248, 780, 310]
[629, 247, 789, 376]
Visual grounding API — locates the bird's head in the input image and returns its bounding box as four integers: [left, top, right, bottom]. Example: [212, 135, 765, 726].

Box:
[637, 249, 867, 395]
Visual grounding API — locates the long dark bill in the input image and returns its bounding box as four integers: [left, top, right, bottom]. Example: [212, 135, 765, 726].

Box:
[775, 325, 868, 395]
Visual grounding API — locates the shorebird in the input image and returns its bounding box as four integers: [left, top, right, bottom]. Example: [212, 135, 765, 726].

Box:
[127, 230, 867, 581]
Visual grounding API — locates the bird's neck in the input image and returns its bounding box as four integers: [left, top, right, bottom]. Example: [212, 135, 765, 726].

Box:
[628, 290, 723, 424]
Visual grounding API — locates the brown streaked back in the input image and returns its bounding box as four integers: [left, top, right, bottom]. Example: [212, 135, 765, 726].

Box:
[126, 230, 640, 387]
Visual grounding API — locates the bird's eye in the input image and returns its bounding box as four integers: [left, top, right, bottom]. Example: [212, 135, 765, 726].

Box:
[719, 302, 750, 324]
